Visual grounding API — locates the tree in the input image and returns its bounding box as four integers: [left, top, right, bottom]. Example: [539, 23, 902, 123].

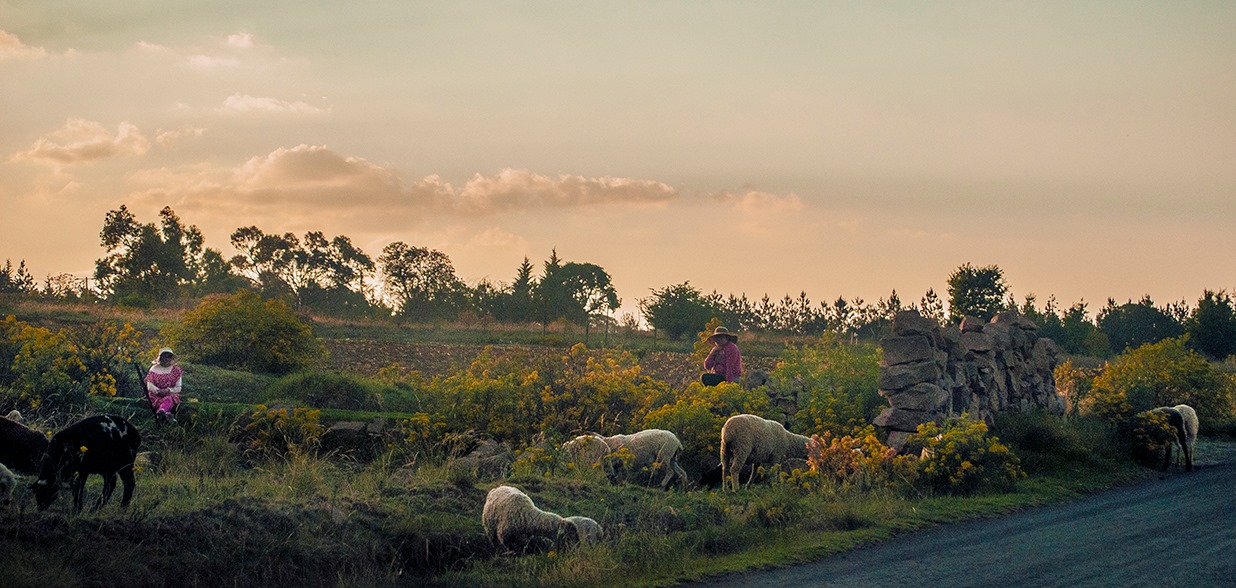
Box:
[0, 259, 36, 294]
[94, 205, 216, 306]
[1096, 296, 1184, 354]
[556, 262, 619, 341]
[378, 242, 465, 320]
[640, 282, 718, 340]
[917, 288, 946, 322]
[1186, 290, 1236, 360]
[946, 263, 1008, 322]
[229, 227, 374, 313]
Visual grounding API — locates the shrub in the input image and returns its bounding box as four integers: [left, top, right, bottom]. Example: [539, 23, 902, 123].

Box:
[169, 290, 324, 374]
[772, 334, 881, 436]
[1084, 337, 1235, 429]
[264, 371, 383, 411]
[238, 404, 326, 459]
[1130, 410, 1177, 468]
[805, 427, 912, 494]
[0, 315, 89, 413]
[910, 416, 1025, 496]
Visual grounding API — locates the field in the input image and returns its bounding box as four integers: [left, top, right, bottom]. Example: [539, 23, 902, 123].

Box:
[0, 298, 1169, 588]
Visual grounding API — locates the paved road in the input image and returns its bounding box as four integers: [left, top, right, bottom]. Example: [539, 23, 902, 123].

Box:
[681, 446, 1236, 588]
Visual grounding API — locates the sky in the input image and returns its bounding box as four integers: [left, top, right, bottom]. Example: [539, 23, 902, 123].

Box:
[2, 1, 1234, 321]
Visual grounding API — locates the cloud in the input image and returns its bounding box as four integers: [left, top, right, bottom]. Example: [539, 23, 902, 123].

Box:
[11, 119, 151, 166]
[156, 126, 207, 147]
[715, 190, 803, 214]
[450, 168, 678, 213]
[187, 54, 242, 69]
[224, 32, 255, 50]
[218, 94, 330, 116]
[0, 29, 48, 61]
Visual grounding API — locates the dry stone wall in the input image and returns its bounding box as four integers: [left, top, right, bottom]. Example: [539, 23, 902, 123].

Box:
[875, 309, 1064, 451]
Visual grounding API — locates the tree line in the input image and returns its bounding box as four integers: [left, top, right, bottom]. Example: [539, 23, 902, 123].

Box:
[2, 206, 1234, 359]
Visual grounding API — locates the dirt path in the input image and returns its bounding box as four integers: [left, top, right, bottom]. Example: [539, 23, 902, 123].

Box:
[680, 441, 1236, 588]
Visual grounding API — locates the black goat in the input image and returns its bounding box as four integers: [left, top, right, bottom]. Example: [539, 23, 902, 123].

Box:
[0, 415, 50, 475]
[33, 415, 141, 512]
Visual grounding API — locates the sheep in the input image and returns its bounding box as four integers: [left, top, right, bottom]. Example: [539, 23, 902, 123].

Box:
[720, 413, 812, 491]
[1150, 404, 1198, 472]
[33, 414, 141, 512]
[0, 463, 15, 507]
[482, 485, 601, 553]
[5, 409, 22, 422]
[0, 413, 50, 475]
[562, 429, 690, 490]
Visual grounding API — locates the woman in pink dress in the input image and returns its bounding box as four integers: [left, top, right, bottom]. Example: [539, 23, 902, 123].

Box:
[145, 347, 182, 423]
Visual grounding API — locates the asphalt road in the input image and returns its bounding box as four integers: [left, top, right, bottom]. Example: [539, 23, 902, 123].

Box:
[680, 443, 1236, 588]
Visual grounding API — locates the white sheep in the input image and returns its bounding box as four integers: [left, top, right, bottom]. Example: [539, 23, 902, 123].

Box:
[482, 485, 601, 553]
[1151, 404, 1199, 472]
[562, 429, 690, 490]
[720, 414, 812, 491]
[0, 463, 15, 507]
[5, 410, 22, 422]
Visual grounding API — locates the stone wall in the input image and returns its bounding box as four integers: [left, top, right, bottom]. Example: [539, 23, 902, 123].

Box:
[875, 309, 1064, 451]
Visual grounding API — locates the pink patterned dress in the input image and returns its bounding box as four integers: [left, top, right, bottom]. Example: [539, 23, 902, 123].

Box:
[145, 365, 183, 414]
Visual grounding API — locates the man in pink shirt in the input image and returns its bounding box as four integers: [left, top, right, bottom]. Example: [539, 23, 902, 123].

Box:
[702, 327, 742, 386]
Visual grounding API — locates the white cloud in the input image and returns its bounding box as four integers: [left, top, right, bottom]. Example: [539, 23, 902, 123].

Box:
[11, 119, 151, 166]
[218, 93, 330, 116]
[715, 190, 803, 214]
[224, 32, 255, 50]
[0, 29, 48, 61]
[156, 126, 207, 147]
[450, 168, 678, 213]
[187, 54, 242, 69]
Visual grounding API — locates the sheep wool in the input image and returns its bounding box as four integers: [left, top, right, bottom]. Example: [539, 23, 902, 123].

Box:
[562, 429, 690, 490]
[482, 485, 600, 553]
[1151, 404, 1199, 472]
[0, 463, 15, 507]
[720, 414, 813, 491]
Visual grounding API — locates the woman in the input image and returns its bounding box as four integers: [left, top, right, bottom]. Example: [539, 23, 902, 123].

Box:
[702, 327, 743, 386]
[145, 347, 182, 423]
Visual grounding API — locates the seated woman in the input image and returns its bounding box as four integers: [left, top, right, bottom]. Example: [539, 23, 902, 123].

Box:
[145, 347, 182, 423]
[702, 327, 743, 386]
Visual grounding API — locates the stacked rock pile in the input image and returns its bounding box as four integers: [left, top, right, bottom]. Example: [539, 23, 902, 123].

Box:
[875, 309, 1064, 451]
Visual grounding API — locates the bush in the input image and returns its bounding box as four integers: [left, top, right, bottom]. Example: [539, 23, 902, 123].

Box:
[910, 416, 1025, 496]
[1083, 337, 1235, 429]
[1130, 410, 1176, 468]
[170, 290, 324, 374]
[264, 371, 384, 411]
[0, 315, 89, 413]
[237, 404, 326, 459]
[772, 334, 881, 436]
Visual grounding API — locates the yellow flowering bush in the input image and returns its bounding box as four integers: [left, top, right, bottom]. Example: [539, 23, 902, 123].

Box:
[241, 404, 325, 458]
[1130, 410, 1177, 468]
[910, 416, 1025, 496]
[805, 427, 913, 494]
[1, 315, 89, 412]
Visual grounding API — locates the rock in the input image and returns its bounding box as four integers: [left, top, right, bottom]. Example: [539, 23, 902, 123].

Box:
[878, 360, 942, 392]
[881, 335, 936, 366]
[874, 407, 933, 432]
[892, 310, 939, 336]
[960, 331, 994, 353]
[883, 383, 950, 411]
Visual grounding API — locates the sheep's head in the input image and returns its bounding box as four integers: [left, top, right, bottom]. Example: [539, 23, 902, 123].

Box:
[566, 516, 603, 545]
[32, 476, 59, 511]
[562, 434, 607, 468]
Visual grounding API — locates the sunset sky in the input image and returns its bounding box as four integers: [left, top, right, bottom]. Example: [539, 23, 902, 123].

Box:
[2, 2, 1234, 321]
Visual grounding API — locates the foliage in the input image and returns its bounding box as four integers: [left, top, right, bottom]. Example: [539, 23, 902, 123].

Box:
[910, 416, 1025, 495]
[379, 241, 467, 321]
[1096, 296, 1184, 354]
[0, 259, 36, 294]
[1186, 289, 1236, 360]
[946, 263, 1008, 322]
[94, 205, 221, 306]
[1083, 337, 1235, 428]
[1129, 409, 1176, 468]
[1053, 358, 1097, 417]
[640, 281, 718, 340]
[264, 371, 384, 411]
[230, 226, 375, 314]
[764, 334, 881, 435]
[239, 404, 325, 458]
[169, 290, 324, 374]
[0, 315, 89, 412]
[641, 380, 772, 474]
[804, 427, 917, 494]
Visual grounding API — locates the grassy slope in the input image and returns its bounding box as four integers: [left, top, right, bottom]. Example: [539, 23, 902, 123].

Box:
[0, 299, 1161, 588]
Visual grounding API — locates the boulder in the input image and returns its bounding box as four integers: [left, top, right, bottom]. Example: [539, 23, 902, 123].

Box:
[878, 360, 942, 392]
[881, 335, 936, 367]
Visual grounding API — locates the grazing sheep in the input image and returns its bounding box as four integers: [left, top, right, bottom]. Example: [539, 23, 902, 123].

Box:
[33, 415, 141, 512]
[482, 485, 601, 553]
[0, 463, 15, 507]
[1150, 404, 1199, 472]
[720, 414, 812, 491]
[0, 414, 50, 475]
[562, 429, 690, 490]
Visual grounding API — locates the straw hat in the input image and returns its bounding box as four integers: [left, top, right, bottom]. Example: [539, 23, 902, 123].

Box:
[707, 327, 738, 343]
